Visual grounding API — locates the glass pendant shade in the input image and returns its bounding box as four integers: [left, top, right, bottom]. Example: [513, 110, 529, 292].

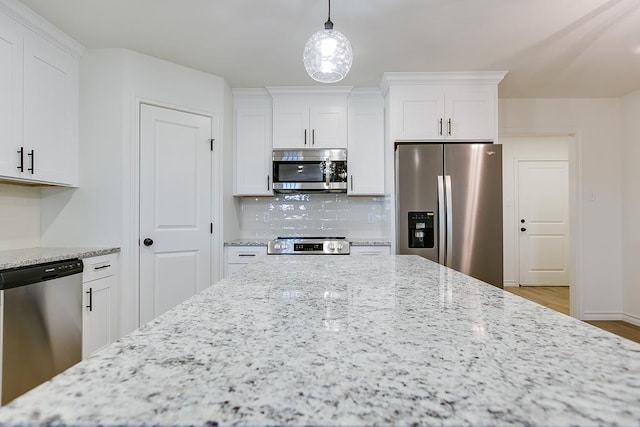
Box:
[303, 4, 353, 83]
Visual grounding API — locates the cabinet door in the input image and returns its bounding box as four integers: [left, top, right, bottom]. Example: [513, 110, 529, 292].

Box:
[390, 86, 445, 140]
[82, 275, 118, 358]
[347, 97, 384, 195]
[23, 32, 78, 185]
[0, 14, 23, 179]
[444, 85, 496, 141]
[235, 107, 273, 195]
[272, 96, 309, 149]
[309, 99, 347, 148]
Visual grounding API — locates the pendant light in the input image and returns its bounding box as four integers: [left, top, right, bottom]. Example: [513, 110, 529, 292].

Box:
[303, 0, 353, 83]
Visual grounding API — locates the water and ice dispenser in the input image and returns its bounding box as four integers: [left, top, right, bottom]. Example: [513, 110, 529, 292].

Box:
[408, 212, 435, 248]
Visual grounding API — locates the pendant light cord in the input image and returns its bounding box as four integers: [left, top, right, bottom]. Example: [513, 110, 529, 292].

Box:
[324, 0, 334, 29]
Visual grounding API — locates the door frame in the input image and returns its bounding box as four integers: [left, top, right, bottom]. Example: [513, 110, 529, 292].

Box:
[127, 98, 221, 329]
[501, 129, 583, 319]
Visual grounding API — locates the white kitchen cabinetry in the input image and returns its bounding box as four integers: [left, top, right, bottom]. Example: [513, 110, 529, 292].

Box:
[0, 1, 83, 186]
[350, 246, 391, 256]
[382, 72, 506, 142]
[268, 87, 351, 149]
[225, 246, 267, 277]
[233, 89, 273, 196]
[82, 253, 118, 359]
[348, 91, 385, 195]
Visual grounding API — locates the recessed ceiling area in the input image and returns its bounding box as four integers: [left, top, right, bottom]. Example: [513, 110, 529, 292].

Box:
[16, 0, 640, 98]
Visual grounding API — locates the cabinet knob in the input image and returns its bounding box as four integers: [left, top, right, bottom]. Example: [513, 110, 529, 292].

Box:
[143, 238, 154, 246]
[520, 227, 527, 232]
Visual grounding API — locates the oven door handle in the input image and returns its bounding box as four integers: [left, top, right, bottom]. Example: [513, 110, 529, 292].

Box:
[325, 158, 331, 188]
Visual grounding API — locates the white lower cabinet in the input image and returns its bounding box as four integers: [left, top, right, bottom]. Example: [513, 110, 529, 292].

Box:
[82, 253, 118, 359]
[350, 246, 391, 256]
[225, 246, 267, 277]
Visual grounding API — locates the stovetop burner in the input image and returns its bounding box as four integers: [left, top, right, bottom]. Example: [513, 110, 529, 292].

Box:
[268, 236, 350, 255]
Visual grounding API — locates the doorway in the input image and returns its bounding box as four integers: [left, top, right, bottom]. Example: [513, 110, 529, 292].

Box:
[501, 136, 572, 290]
[138, 104, 213, 324]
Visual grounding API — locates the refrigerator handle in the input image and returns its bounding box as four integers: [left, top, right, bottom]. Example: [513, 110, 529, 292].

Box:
[445, 175, 453, 267]
[437, 175, 446, 265]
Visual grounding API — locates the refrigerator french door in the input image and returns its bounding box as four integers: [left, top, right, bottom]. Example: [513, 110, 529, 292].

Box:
[396, 143, 503, 288]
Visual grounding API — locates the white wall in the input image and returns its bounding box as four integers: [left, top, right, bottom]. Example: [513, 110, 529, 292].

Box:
[621, 89, 640, 325]
[499, 98, 623, 320]
[0, 183, 40, 250]
[40, 48, 230, 336]
[501, 136, 570, 286]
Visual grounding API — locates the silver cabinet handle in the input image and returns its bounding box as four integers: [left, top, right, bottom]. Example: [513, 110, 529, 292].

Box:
[447, 118, 452, 136]
[238, 253, 256, 257]
[312, 129, 315, 146]
[267, 175, 270, 191]
[304, 129, 307, 146]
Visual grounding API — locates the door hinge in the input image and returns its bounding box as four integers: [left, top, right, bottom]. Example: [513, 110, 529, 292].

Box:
[210, 222, 213, 234]
[209, 139, 215, 151]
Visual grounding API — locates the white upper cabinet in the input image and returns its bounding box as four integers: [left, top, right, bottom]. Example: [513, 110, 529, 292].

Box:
[0, 0, 83, 186]
[233, 89, 273, 196]
[382, 72, 506, 142]
[348, 91, 385, 196]
[268, 87, 351, 149]
[0, 13, 23, 179]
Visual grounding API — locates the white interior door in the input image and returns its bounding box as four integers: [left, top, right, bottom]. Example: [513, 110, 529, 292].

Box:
[518, 160, 569, 285]
[139, 104, 212, 324]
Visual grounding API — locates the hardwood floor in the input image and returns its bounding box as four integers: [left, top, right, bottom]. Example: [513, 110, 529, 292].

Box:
[504, 286, 640, 344]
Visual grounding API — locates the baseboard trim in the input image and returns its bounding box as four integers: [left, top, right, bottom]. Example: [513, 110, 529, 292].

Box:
[622, 313, 640, 327]
[582, 311, 624, 321]
[503, 280, 517, 287]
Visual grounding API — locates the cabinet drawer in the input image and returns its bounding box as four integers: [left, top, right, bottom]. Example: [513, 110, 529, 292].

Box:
[350, 246, 391, 256]
[82, 253, 118, 282]
[226, 246, 267, 263]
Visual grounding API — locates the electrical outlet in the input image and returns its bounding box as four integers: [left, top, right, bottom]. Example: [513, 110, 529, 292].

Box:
[367, 213, 375, 223]
[262, 212, 270, 223]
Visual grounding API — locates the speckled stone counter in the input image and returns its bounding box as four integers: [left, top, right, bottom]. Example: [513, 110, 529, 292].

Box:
[0, 247, 120, 270]
[0, 255, 639, 426]
[224, 239, 269, 247]
[224, 239, 391, 247]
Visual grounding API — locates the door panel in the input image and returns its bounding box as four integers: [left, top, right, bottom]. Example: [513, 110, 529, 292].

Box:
[445, 144, 503, 287]
[139, 104, 212, 324]
[518, 161, 569, 285]
[396, 144, 443, 261]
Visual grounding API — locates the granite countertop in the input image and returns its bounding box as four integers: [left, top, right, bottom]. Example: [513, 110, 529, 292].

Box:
[224, 239, 391, 247]
[0, 247, 121, 270]
[0, 255, 639, 426]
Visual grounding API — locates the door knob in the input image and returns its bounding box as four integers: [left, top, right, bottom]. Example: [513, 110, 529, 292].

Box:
[520, 227, 526, 232]
[143, 238, 154, 246]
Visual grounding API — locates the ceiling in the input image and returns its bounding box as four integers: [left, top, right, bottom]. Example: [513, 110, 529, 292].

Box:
[16, 0, 640, 98]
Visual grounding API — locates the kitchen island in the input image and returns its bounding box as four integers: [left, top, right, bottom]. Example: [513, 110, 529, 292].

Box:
[0, 255, 638, 425]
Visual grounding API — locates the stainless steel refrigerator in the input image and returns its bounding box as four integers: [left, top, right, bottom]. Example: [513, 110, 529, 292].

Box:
[396, 143, 503, 288]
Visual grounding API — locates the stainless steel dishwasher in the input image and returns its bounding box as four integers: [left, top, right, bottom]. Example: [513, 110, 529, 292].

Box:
[0, 259, 83, 405]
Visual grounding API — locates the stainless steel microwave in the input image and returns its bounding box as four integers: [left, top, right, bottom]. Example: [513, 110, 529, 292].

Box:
[272, 149, 347, 192]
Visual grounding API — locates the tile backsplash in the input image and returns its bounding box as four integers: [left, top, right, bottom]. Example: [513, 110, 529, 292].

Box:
[239, 194, 391, 239]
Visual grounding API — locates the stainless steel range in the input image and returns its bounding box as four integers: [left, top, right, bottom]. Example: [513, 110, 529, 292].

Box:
[267, 237, 350, 255]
